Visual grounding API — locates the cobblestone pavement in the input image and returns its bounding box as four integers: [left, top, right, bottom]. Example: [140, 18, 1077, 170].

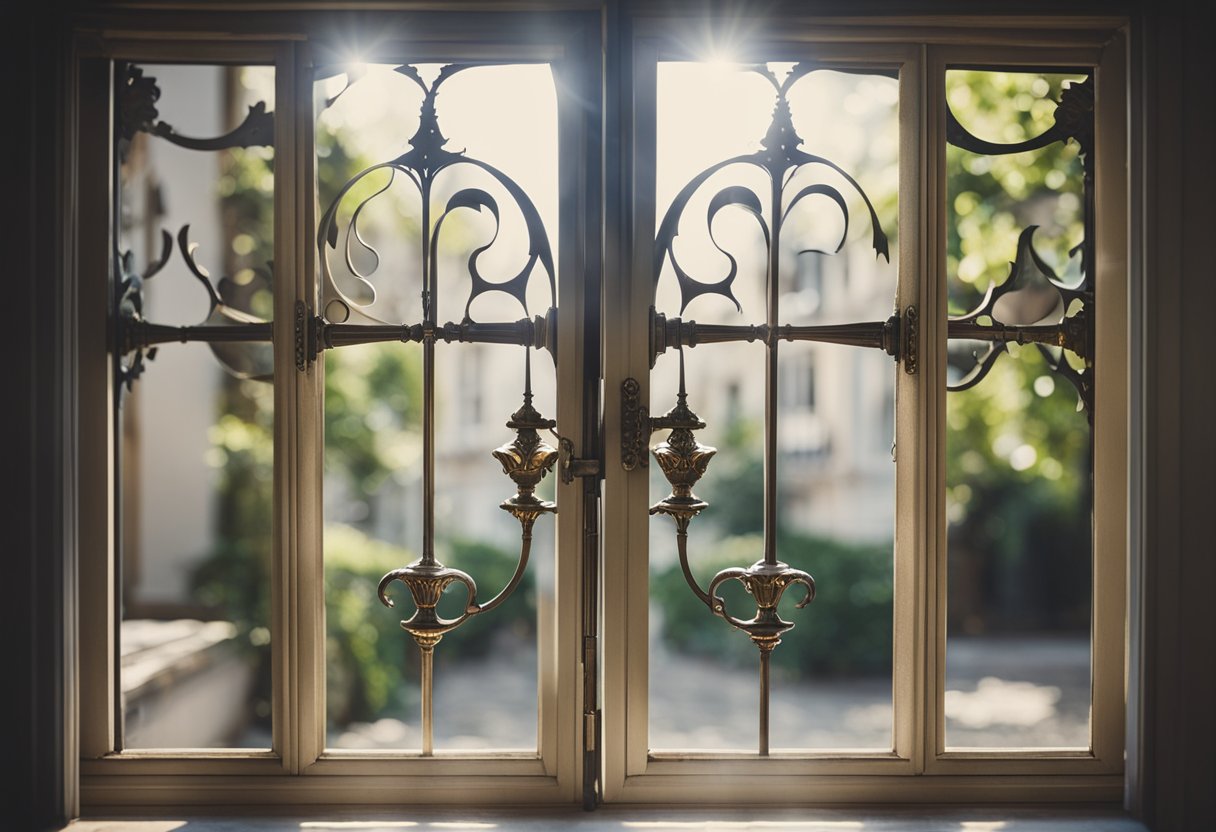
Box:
[331, 636, 1091, 751]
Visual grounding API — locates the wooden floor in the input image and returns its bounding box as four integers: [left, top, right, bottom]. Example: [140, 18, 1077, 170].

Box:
[69, 806, 1149, 831]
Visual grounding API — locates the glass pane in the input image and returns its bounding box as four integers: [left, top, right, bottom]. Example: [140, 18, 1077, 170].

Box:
[317, 62, 557, 752]
[944, 68, 1092, 749]
[117, 63, 275, 749]
[649, 61, 898, 752]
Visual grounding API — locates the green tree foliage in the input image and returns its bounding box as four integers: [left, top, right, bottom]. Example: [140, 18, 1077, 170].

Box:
[324, 344, 424, 506]
[944, 71, 1092, 635]
[945, 71, 1085, 314]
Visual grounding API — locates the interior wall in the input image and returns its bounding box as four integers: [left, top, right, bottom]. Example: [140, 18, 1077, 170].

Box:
[11, 3, 72, 830]
[1136, 0, 1216, 828]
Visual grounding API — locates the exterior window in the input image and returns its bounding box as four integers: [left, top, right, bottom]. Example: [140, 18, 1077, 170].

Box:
[76, 11, 1128, 809]
[115, 61, 276, 751]
[942, 68, 1095, 750]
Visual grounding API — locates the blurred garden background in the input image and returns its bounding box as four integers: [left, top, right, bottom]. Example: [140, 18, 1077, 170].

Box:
[118, 62, 1093, 753]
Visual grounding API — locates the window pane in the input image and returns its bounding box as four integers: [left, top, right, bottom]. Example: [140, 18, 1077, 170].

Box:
[944, 69, 1092, 750]
[648, 61, 898, 752]
[117, 63, 275, 749]
[317, 63, 557, 752]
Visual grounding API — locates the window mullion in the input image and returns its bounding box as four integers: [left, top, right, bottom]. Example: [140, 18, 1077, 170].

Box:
[895, 42, 929, 771]
[923, 43, 951, 772]
[271, 39, 319, 774]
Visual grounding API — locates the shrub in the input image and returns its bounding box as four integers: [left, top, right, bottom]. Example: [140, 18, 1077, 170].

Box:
[652, 530, 893, 679]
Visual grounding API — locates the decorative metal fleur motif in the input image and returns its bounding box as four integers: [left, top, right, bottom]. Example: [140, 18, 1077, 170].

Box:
[945, 75, 1095, 416]
[113, 63, 277, 394]
[948, 225, 1091, 412]
[116, 224, 274, 386]
[655, 62, 889, 315]
[317, 63, 555, 330]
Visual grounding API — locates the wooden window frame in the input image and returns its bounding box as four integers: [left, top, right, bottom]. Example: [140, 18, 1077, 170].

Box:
[602, 14, 1128, 805]
[75, 10, 601, 808]
[69, 5, 1131, 810]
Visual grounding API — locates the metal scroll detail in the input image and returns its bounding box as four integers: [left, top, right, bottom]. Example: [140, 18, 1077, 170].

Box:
[646, 63, 900, 370]
[113, 63, 275, 396]
[120, 64, 275, 153]
[639, 63, 892, 755]
[313, 63, 560, 756]
[312, 63, 557, 355]
[945, 76, 1095, 417]
[116, 224, 274, 392]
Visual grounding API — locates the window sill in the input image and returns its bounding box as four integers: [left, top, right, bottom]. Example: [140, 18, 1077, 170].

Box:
[69, 806, 1147, 831]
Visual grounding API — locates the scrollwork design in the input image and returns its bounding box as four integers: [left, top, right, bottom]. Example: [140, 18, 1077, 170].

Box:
[120, 63, 274, 152]
[115, 225, 274, 384]
[114, 64, 276, 392]
[173, 225, 275, 380]
[947, 225, 1092, 416]
[945, 74, 1094, 414]
[115, 229, 173, 392]
[946, 76, 1092, 160]
[655, 63, 889, 316]
[316, 63, 556, 343]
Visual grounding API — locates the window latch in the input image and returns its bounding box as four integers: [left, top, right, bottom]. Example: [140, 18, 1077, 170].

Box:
[553, 431, 602, 485]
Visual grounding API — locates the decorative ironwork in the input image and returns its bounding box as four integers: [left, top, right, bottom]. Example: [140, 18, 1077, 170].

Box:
[493, 352, 560, 539]
[118, 65, 161, 145]
[946, 226, 1089, 397]
[639, 63, 893, 754]
[306, 62, 560, 755]
[946, 76, 1093, 160]
[945, 74, 1094, 416]
[376, 557, 480, 756]
[648, 355, 716, 546]
[620, 377, 649, 472]
[314, 63, 556, 354]
[648, 309, 903, 367]
[113, 64, 276, 392]
[115, 229, 172, 392]
[120, 63, 275, 152]
[902, 304, 919, 376]
[116, 225, 274, 381]
[647, 63, 900, 370]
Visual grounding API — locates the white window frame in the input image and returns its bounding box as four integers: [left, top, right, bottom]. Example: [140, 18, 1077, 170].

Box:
[600, 17, 1128, 804]
[76, 12, 600, 807]
[71, 6, 1130, 810]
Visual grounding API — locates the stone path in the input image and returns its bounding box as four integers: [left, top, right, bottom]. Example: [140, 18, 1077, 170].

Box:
[331, 636, 1091, 751]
